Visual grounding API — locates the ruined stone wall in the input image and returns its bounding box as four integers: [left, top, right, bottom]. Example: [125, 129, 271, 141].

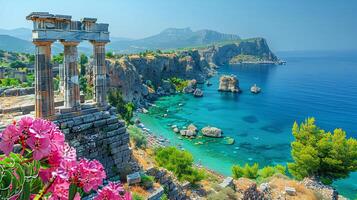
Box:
[146, 167, 188, 200]
[53, 104, 138, 179]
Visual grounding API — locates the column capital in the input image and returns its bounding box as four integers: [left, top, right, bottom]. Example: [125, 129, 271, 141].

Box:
[61, 41, 80, 46]
[33, 40, 54, 46]
[90, 40, 108, 46]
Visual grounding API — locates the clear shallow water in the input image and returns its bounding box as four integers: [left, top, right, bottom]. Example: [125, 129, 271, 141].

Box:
[138, 51, 357, 199]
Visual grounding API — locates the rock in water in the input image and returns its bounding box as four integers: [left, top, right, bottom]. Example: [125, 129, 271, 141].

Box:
[218, 75, 240, 93]
[187, 124, 198, 133]
[173, 127, 180, 133]
[193, 88, 204, 97]
[201, 126, 222, 137]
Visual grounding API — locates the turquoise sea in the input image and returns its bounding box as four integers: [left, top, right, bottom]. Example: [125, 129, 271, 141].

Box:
[138, 51, 357, 199]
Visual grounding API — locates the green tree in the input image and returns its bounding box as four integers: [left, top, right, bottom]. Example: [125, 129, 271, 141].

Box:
[79, 54, 88, 76]
[155, 147, 205, 184]
[52, 53, 64, 64]
[28, 54, 35, 63]
[105, 52, 114, 58]
[288, 118, 357, 184]
[108, 89, 135, 124]
[258, 165, 286, 179]
[232, 163, 259, 179]
[9, 60, 26, 70]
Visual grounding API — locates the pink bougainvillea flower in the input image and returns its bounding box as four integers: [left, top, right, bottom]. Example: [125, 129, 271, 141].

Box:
[62, 142, 77, 161]
[26, 134, 51, 160]
[73, 159, 106, 193]
[18, 116, 33, 133]
[29, 118, 52, 136]
[94, 182, 122, 200]
[0, 125, 20, 155]
[48, 122, 65, 151]
[48, 178, 81, 200]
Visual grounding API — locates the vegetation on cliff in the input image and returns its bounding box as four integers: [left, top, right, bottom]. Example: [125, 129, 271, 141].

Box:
[155, 146, 205, 184]
[108, 88, 135, 124]
[232, 163, 287, 181]
[128, 125, 148, 149]
[168, 77, 189, 92]
[288, 117, 357, 184]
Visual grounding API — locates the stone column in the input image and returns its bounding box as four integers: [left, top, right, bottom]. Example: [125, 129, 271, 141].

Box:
[91, 41, 107, 106]
[59, 63, 64, 94]
[62, 41, 80, 110]
[33, 41, 54, 119]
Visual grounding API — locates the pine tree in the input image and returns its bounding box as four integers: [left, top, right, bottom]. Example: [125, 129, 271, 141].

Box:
[288, 118, 357, 184]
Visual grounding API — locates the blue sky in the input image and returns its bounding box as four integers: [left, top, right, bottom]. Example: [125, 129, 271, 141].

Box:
[0, 0, 356, 51]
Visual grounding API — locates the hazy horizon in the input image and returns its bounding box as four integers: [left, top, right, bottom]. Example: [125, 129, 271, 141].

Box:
[1, 0, 357, 51]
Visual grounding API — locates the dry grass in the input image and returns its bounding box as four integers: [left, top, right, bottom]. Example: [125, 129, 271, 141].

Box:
[129, 185, 149, 197]
[131, 146, 156, 170]
[268, 177, 318, 200]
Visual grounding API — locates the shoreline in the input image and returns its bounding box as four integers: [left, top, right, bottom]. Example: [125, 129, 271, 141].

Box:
[133, 118, 226, 179]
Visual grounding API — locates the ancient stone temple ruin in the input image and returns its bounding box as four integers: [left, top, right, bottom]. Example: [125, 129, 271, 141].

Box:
[26, 12, 137, 178]
[26, 12, 109, 117]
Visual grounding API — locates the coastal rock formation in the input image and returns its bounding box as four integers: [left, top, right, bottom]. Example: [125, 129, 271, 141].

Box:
[89, 40, 278, 107]
[202, 126, 222, 137]
[97, 50, 212, 107]
[193, 88, 203, 97]
[218, 75, 240, 92]
[199, 38, 279, 66]
[301, 178, 342, 200]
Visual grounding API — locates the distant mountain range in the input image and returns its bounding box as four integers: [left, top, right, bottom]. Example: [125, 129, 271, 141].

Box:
[107, 28, 240, 53]
[0, 27, 241, 54]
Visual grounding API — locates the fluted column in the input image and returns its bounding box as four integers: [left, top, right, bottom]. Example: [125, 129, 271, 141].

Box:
[91, 41, 107, 106]
[33, 41, 54, 118]
[62, 41, 80, 110]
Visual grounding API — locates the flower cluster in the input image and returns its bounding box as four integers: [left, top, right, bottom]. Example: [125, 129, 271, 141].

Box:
[0, 117, 132, 200]
[94, 182, 132, 200]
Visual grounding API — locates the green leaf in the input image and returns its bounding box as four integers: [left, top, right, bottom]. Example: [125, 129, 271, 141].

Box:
[68, 183, 78, 200]
[19, 181, 30, 200]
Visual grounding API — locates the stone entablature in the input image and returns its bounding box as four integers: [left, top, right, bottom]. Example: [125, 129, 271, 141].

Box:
[26, 12, 109, 42]
[27, 12, 110, 118]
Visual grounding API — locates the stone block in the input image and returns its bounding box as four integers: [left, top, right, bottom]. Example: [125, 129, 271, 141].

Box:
[94, 119, 107, 127]
[127, 172, 141, 185]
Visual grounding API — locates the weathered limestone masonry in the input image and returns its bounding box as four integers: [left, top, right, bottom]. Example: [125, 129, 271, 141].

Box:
[62, 41, 81, 110]
[33, 41, 55, 118]
[91, 41, 108, 107]
[25, 12, 138, 179]
[52, 104, 137, 179]
[26, 12, 110, 118]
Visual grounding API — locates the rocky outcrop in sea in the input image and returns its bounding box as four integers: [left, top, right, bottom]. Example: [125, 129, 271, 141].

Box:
[218, 75, 240, 93]
[87, 40, 278, 107]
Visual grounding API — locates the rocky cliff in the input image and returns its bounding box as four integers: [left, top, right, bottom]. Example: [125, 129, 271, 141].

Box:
[199, 38, 279, 66]
[102, 50, 213, 107]
[89, 39, 278, 107]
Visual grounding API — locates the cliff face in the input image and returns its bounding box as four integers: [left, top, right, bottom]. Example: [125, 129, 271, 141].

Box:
[89, 39, 278, 107]
[104, 50, 212, 106]
[200, 38, 278, 66]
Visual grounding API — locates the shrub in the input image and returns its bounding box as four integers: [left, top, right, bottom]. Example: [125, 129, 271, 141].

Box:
[168, 77, 189, 92]
[108, 89, 135, 124]
[155, 147, 205, 184]
[232, 163, 286, 180]
[128, 125, 147, 149]
[232, 163, 259, 179]
[288, 118, 357, 184]
[140, 174, 154, 189]
[0, 117, 132, 199]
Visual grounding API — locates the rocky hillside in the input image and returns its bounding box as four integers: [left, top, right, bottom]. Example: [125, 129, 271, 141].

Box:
[200, 38, 279, 65]
[90, 39, 279, 107]
[102, 50, 214, 106]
